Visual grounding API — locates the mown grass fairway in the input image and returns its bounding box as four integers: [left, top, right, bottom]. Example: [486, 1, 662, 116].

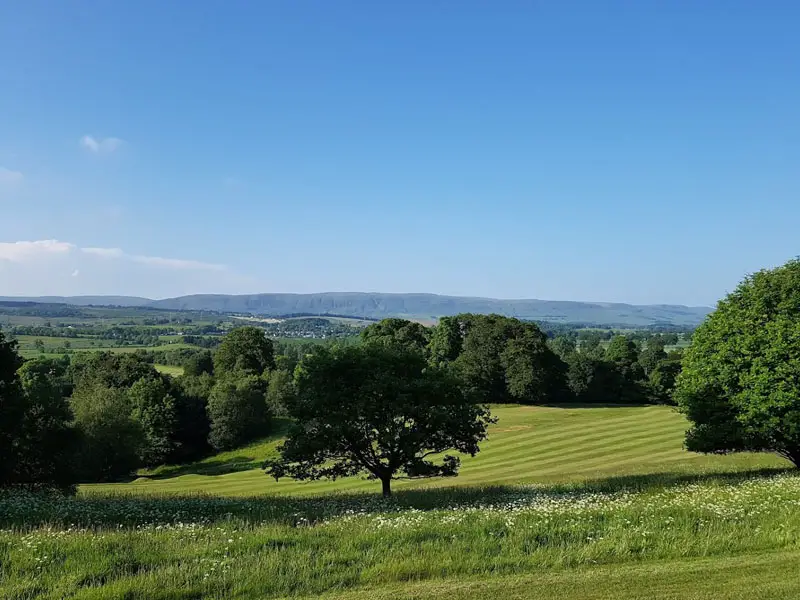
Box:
[153, 364, 185, 376]
[87, 405, 786, 497]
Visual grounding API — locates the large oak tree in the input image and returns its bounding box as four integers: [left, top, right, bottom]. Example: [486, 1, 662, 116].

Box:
[265, 345, 495, 496]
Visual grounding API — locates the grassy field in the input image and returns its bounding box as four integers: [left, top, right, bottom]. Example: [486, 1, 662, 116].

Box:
[18, 341, 196, 359]
[87, 405, 786, 497]
[154, 364, 185, 376]
[3, 471, 800, 599]
[3, 405, 797, 599]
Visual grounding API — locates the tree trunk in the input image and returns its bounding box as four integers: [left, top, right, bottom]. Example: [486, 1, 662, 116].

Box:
[381, 477, 392, 497]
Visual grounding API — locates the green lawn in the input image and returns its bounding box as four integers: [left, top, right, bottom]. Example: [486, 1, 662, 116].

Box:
[87, 405, 787, 497]
[154, 364, 185, 376]
[4, 404, 797, 599]
[308, 550, 800, 599]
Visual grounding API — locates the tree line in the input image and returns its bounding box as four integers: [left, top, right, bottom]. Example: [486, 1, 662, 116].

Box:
[4, 255, 800, 497]
[1, 315, 679, 493]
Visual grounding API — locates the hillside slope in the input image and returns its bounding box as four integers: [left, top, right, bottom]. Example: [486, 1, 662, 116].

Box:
[149, 293, 711, 326]
[85, 405, 784, 497]
[0, 293, 712, 326]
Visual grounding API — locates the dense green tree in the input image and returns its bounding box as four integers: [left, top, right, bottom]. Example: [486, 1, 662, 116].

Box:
[502, 328, 567, 404]
[172, 373, 214, 461]
[129, 377, 180, 467]
[207, 375, 270, 450]
[602, 336, 647, 403]
[71, 383, 143, 482]
[1, 347, 78, 490]
[648, 354, 682, 404]
[428, 316, 466, 366]
[605, 336, 642, 375]
[361, 318, 431, 354]
[266, 345, 495, 497]
[580, 337, 606, 361]
[549, 336, 577, 361]
[565, 352, 596, 399]
[428, 314, 566, 405]
[675, 259, 800, 466]
[69, 352, 156, 390]
[213, 327, 275, 376]
[14, 359, 79, 490]
[183, 350, 214, 376]
[662, 333, 680, 346]
[266, 368, 295, 417]
[0, 331, 25, 486]
[639, 337, 667, 376]
[454, 314, 518, 403]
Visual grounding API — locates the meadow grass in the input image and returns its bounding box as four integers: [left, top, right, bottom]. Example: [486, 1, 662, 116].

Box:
[2, 471, 800, 599]
[3, 405, 797, 599]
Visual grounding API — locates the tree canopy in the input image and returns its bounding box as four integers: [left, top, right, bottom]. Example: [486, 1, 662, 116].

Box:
[360, 318, 431, 354]
[675, 259, 800, 466]
[213, 327, 275, 376]
[0, 332, 25, 486]
[207, 375, 271, 450]
[265, 344, 495, 496]
[429, 314, 567, 405]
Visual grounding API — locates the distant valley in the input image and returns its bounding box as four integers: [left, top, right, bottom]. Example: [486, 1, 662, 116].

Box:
[0, 293, 712, 327]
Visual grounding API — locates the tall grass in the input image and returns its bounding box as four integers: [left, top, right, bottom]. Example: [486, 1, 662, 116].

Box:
[2, 471, 799, 599]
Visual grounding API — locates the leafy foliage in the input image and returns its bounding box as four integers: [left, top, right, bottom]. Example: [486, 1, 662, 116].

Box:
[183, 350, 214, 376]
[71, 383, 144, 482]
[0, 331, 25, 486]
[266, 345, 495, 496]
[14, 359, 79, 490]
[129, 377, 180, 467]
[207, 375, 271, 451]
[639, 337, 667, 376]
[213, 327, 275, 376]
[266, 368, 295, 417]
[431, 314, 567, 405]
[361, 318, 431, 354]
[676, 259, 800, 466]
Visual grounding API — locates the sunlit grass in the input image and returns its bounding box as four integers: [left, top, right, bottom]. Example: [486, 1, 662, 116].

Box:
[2, 472, 800, 599]
[86, 405, 787, 497]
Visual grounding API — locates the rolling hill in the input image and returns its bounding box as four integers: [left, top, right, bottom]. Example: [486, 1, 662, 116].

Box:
[86, 405, 784, 497]
[0, 293, 712, 326]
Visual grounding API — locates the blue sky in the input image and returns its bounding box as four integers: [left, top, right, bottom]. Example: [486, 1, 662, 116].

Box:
[1, 1, 798, 305]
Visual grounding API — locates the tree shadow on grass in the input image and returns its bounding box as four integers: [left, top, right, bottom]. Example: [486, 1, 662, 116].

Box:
[3, 465, 794, 530]
[135, 418, 292, 481]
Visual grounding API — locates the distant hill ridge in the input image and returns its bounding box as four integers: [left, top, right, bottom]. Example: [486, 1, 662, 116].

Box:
[0, 293, 712, 326]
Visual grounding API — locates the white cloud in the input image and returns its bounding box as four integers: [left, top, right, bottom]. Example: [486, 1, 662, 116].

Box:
[0, 240, 223, 272]
[81, 247, 125, 258]
[0, 240, 75, 262]
[0, 167, 23, 185]
[80, 135, 124, 154]
[0, 240, 252, 298]
[130, 255, 226, 271]
[81, 246, 224, 271]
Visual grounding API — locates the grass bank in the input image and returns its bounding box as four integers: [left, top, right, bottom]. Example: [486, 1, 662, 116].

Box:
[2, 472, 799, 599]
